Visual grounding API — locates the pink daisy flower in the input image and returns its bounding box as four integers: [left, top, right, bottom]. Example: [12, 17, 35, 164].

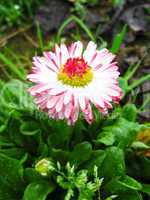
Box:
[27, 41, 122, 125]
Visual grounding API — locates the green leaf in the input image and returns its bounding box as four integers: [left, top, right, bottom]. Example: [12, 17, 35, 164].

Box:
[7, 118, 25, 147]
[99, 147, 125, 181]
[24, 168, 46, 183]
[23, 181, 55, 200]
[0, 184, 17, 200]
[84, 150, 107, 174]
[71, 120, 86, 144]
[96, 130, 115, 146]
[38, 143, 49, 157]
[0, 124, 6, 133]
[48, 121, 72, 149]
[142, 184, 150, 195]
[7, 117, 38, 154]
[97, 118, 140, 148]
[0, 148, 25, 160]
[20, 121, 41, 135]
[0, 153, 24, 189]
[51, 148, 69, 164]
[118, 176, 142, 190]
[131, 141, 149, 150]
[106, 195, 118, 200]
[139, 157, 150, 180]
[0, 153, 24, 200]
[69, 142, 92, 166]
[110, 24, 127, 54]
[105, 176, 142, 195]
[122, 104, 137, 122]
[116, 191, 143, 200]
[126, 154, 150, 181]
[0, 135, 14, 147]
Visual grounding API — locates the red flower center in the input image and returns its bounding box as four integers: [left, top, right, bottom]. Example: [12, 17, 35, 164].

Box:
[58, 57, 93, 87]
[63, 58, 89, 78]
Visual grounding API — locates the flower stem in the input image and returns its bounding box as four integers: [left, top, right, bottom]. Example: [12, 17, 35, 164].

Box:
[98, 189, 101, 200]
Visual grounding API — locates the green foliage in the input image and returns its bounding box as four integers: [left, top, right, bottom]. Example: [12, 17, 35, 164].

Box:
[0, 0, 42, 28]
[0, 78, 149, 199]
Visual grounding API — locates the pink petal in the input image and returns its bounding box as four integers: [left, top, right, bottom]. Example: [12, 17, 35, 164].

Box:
[83, 41, 97, 65]
[68, 41, 83, 58]
[47, 96, 59, 109]
[64, 91, 72, 105]
[28, 83, 50, 95]
[78, 95, 86, 110]
[55, 95, 64, 112]
[43, 52, 59, 72]
[55, 44, 61, 67]
[83, 100, 93, 124]
[60, 44, 69, 65]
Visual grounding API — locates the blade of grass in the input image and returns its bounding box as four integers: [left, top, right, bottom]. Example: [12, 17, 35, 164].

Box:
[36, 21, 44, 52]
[4, 47, 26, 76]
[4, 47, 22, 66]
[139, 96, 150, 112]
[110, 24, 127, 54]
[127, 74, 150, 93]
[57, 15, 95, 42]
[0, 53, 25, 80]
[124, 53, 147, 81]
[0, 65, 12, 80]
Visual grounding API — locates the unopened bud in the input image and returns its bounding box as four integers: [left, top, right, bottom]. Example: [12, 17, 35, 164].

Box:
[35, 158, 55, 176]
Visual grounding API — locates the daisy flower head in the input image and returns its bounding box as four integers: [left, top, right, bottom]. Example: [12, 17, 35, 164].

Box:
[27, 41, 122, 125]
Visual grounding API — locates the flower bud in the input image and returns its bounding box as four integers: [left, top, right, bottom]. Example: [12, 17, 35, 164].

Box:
[35, 158, 55, 176]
